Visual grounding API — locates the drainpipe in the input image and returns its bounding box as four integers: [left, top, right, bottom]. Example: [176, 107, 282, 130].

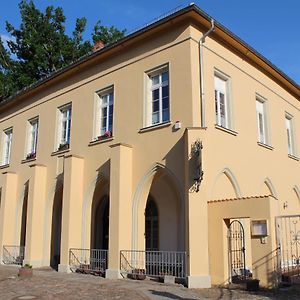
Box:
[199, 19, 215, 128]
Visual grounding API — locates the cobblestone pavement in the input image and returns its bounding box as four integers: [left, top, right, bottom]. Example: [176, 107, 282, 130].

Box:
[0, 266, 299, 300]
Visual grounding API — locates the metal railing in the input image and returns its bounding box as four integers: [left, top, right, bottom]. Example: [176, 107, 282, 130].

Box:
[120, 250, 186, 278]
[69, 248, 108, 276]
[276, 215, 300, 284]
[2, 245, 25, 265]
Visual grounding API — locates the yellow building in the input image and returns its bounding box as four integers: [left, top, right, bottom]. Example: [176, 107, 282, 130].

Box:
[0, 4, 299, 288]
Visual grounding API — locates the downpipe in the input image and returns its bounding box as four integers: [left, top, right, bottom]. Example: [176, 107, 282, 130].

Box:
[199, 19, 215, 128]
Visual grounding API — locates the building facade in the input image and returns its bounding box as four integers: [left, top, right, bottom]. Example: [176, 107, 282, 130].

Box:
[0, 4, 299, 288]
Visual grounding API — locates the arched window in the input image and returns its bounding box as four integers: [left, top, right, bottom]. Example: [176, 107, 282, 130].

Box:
[145, 198, 158, 251]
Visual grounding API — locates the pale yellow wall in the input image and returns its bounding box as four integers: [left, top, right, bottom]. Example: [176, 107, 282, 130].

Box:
[189, 24, 300, 216]
[0, 11, 298, 286]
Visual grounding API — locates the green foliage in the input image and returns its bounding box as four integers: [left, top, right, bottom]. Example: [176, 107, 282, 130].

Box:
[0, 0, 125, 102]
[93, 21, 126, 45]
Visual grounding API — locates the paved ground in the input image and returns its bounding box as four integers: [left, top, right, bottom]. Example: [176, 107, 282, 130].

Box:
[0, 265, 299, 299]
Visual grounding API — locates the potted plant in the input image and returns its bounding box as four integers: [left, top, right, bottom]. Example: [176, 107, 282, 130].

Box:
[26, 152, 36, 160]
[246, 278, 260, 291]
[58, 143, 69, 151]
[19, 264, 33, 278]
[97, 130, 112, 141]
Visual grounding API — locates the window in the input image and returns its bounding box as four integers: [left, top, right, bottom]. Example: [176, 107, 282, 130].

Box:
[145, 66, 169, 127]
[57, 104, 71, 150]
[2, 128, 13, 165]
[145, 197, 159, 251]
[256, 97, 269, 145]
[214, 72, 231, 128]
[94, 88, 114, 139]
[26, 118, 38, 159]
[285, 114, 296, 155]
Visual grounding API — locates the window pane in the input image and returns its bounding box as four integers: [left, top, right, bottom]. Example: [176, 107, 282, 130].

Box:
[162, 71, 168, 82]
[162, 97, 169, 109]
[162, 86, 169, 98]
[102, 95, 108, 105]
[152, 100, 159, 112]
[109, 115, 113, 126]
[101, 117, 107, 129]
[152, 112, 159, 124]
[151, 75, 159, 85]
[162, 108, 169, 122]
[152, 89, 159, 101]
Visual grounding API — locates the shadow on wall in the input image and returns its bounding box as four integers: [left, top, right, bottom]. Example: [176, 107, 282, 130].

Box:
[252, 247, 280, 288]
[50, 174, 63, 271]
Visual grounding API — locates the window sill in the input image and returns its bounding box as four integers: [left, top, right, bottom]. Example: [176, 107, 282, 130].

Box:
[21, 157, 36, 164]
[51, 148, 70, 156]
[288, 154, 299, 161]
[257, 142, 274, 151]
[139, 121, 172, 133]
[0, 164, 9, 170]
[215, 124, 238, 136]
[89, 137, 114, 146]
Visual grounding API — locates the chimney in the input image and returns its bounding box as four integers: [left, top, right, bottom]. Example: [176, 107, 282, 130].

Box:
[93, 40, 105, 52]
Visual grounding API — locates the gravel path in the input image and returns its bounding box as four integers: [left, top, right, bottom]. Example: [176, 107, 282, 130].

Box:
[0, 265, 299, 300]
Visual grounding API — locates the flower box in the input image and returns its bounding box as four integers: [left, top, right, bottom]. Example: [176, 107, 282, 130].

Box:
[97, 131, 112, 141]
[26, 152, 36, 160]
[58, 143, 69, 151]
[19, 264, 33, 278]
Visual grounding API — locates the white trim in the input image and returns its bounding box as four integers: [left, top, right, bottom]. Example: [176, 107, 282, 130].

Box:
[214, 69, 232, 130]
[144, 64, 170, 128]
[2, 127, 13, 166]
[263, 177, 278, 199]
[55, 103, 72, 150]
[131, 163, 184, 250]
[93, 86, 114, 140]
[210, 167, 242, 199]
[285, 112, 296, 156]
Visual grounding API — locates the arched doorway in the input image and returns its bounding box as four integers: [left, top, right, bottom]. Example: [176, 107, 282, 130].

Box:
[145, 197, 158, 251]
[50, 185, 63, 270]
[92, 195, 109, 250]
[20, 183, 29, 248]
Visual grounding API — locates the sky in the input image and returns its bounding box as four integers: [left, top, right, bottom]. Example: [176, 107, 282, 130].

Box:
[0, 0, 299, 84]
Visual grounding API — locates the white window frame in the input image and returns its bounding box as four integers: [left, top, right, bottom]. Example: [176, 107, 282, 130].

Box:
[144, 65, 170, 127]
[93, 86, 114, 140]
[256, 96, 269, 145]
[2, 128, 13, 166]
[26, 117, 39, 158]
[56, 103, 72, 150]
[285, 113, 296, 156]
[214, 70, 232, 129]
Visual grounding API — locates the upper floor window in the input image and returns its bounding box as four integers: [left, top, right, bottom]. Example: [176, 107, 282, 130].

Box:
[26, 117, 38, 159]
[214, 71, 231, 129]
[2, 128, 13, 165]
[285, 113, 296, 156]
[256, 96, 269, 145]
[94, 87, 114, 140]
[57, 104, 71, 150]
[145, 65, 169, 127]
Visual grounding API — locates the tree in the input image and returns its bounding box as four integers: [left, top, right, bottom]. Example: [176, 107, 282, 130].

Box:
[92, 21, 126, 45]
[0, 0, 125, 101]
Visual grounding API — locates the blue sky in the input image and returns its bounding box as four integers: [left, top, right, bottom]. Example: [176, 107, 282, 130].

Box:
[1, 0, 299, 84]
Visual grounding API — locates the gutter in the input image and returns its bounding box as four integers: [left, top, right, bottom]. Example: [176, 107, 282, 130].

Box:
[199, 19, 215, 128]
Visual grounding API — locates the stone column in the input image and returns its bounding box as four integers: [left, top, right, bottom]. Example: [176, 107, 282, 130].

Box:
[0, 172, 18, 262]
[184, 128, 211, 288]
[58, 155, 84, 272]
[23, 164, 47, 267]
[106, 143, 133, 279]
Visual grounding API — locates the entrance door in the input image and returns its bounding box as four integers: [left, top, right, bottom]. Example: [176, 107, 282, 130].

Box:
[145, 198, 159, 251]
[228, 220, 247, 283]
